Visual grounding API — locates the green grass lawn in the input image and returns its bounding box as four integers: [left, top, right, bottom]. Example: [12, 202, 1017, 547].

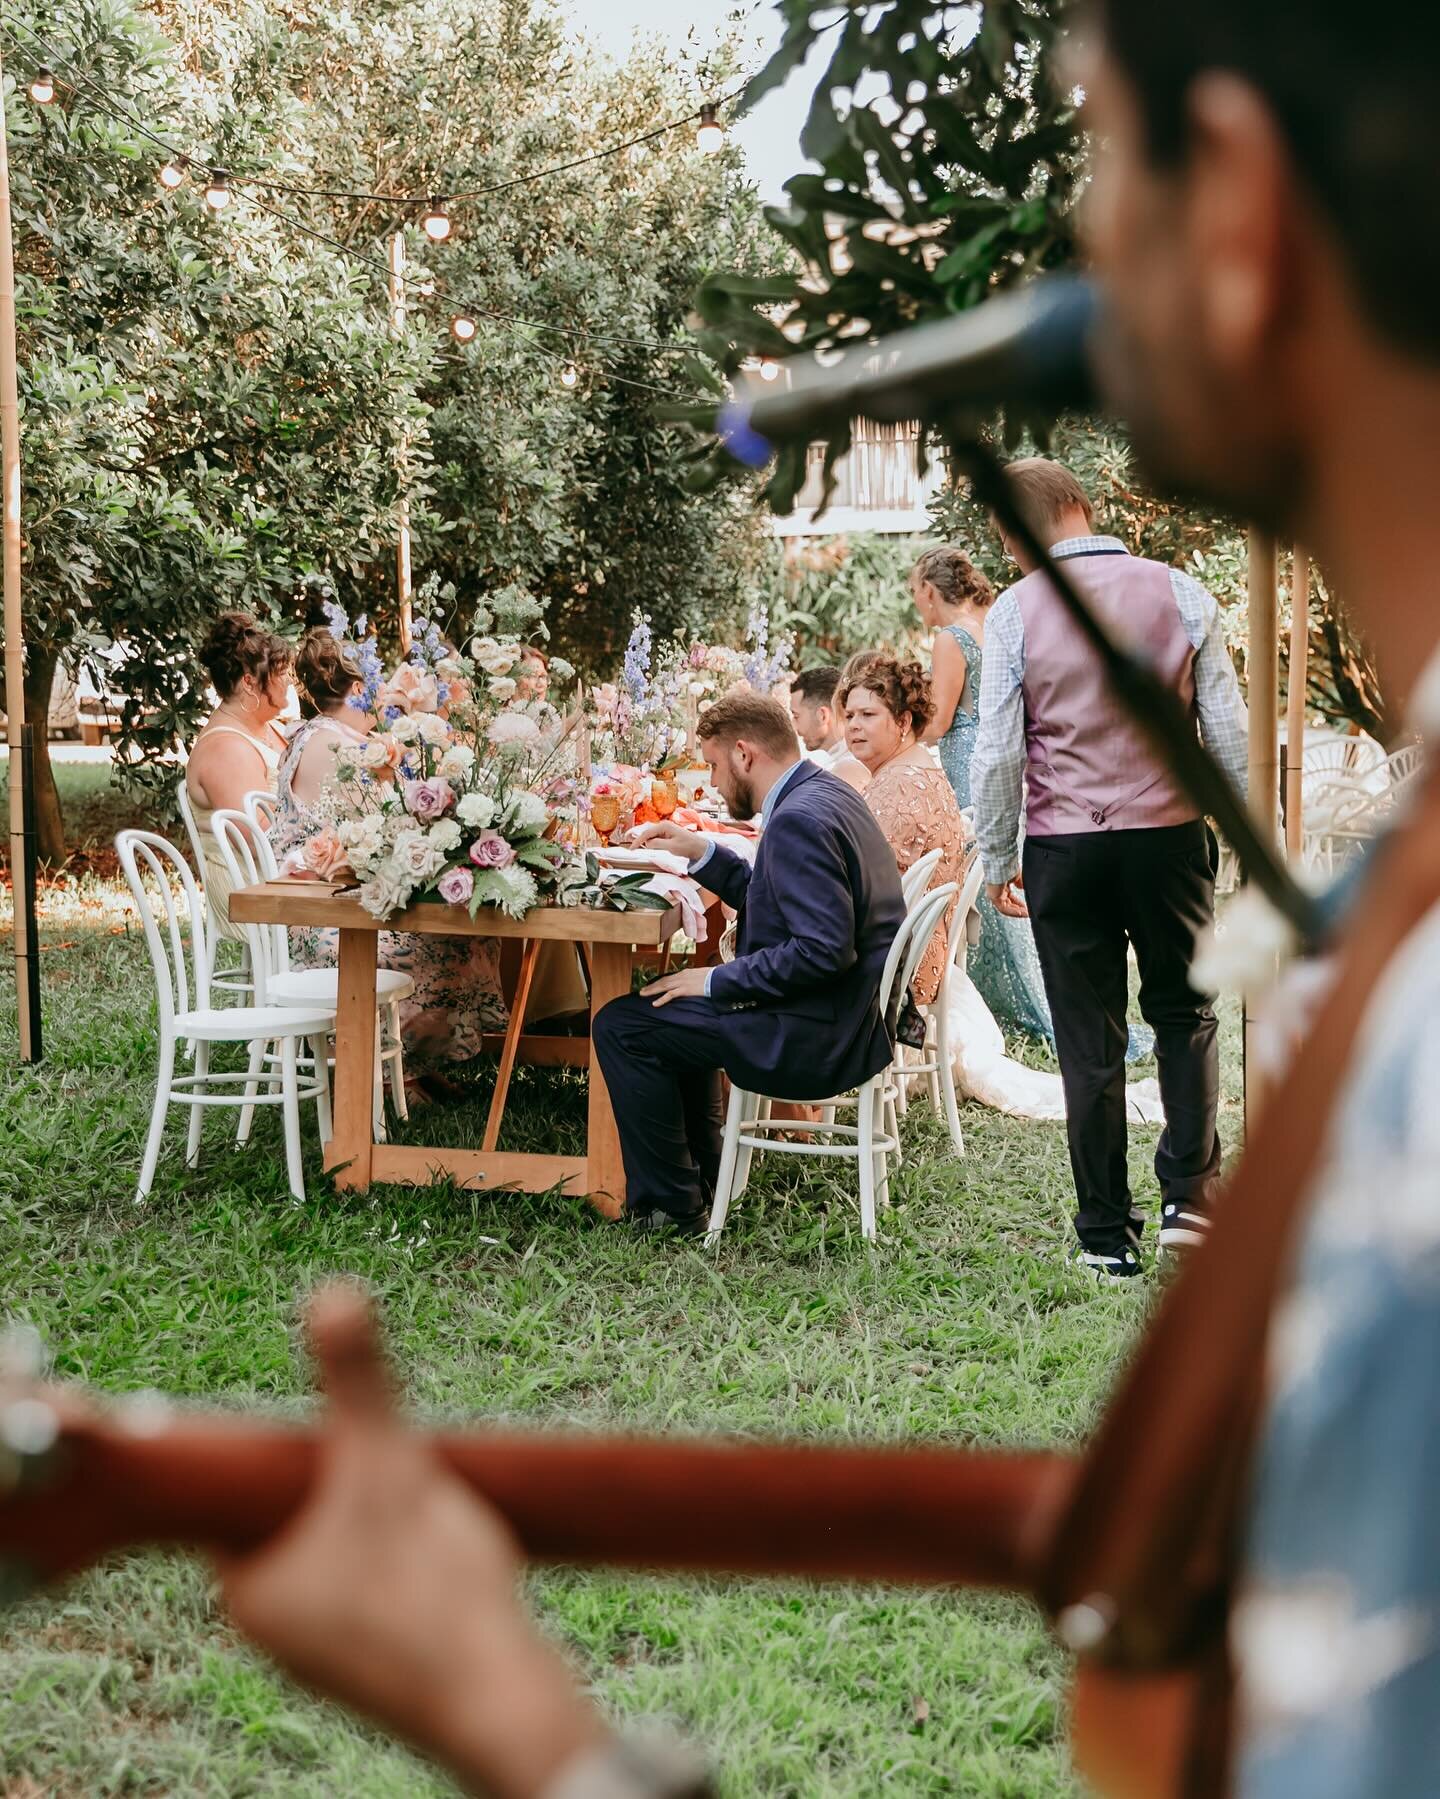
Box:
[0, 763, 1242, 1797]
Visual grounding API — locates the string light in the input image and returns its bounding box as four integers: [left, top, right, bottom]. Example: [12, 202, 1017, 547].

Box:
[158, 157, 187, 190]
[559, 363, 579, 388]
[696, 102, 723, 155]
[203, 167, 232, 210]
[450, 314, 476, 343]
[28, 65, 55, 104]
[421, 198, 451, 243]
[758, 357, 780, 381]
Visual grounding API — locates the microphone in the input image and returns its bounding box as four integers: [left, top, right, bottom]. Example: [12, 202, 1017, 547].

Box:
[719, 276, 1098, 466]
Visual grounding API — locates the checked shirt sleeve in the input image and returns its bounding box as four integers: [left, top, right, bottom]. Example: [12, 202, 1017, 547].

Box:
[1171, 569, 1249, 800]
[970, 592, 1028, 885]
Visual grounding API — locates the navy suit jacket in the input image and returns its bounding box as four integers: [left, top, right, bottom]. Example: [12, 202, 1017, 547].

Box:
[701, 761, 905, 1099]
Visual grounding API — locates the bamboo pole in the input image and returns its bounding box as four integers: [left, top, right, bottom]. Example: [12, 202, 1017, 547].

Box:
[1284, 546, 1310, 860]
[1244, 529, 1280, 1121]
[0, 52, 40, 1062]
[388, 232, 413, 656]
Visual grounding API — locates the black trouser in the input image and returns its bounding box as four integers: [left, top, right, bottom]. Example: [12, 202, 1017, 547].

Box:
[592, 993, 727, 1221]
[1022, 820, 1221, 1256]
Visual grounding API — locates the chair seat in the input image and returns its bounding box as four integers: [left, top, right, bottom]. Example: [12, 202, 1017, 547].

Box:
[268, 968, 415, 1007]
[175, 1005, 337, 1042]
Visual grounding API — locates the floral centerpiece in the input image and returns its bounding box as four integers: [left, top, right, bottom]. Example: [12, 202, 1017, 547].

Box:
[305, 584, 579, 921]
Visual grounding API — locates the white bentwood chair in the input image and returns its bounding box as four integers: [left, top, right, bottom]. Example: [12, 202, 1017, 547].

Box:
[176, 776, 254, 1005]
[896, 853, 986, 1154]
[210, 810, 413, 1138]
[118, 830, 334, 1203]
[900, 847, 944, 910]
[705, 883, 956, 1246]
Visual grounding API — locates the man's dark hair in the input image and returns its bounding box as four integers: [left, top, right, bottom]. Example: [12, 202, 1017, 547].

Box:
[696, 690, 800, 758]
[790, 665, 842, 708]
[1097, 0, 1440, 360]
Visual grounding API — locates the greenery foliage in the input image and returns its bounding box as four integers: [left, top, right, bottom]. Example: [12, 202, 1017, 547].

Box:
[4, 0, 769, 854]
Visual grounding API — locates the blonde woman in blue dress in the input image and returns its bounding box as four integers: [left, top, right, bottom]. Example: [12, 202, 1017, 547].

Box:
[913, 544, 1153, 1065]
[911, 545, 1057, 1042]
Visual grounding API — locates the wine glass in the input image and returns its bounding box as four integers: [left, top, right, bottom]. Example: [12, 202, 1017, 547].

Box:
[589, 792, 620, 847]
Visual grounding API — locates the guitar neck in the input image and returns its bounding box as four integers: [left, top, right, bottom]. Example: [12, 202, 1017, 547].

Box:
[5, 1413, 1067, 1596]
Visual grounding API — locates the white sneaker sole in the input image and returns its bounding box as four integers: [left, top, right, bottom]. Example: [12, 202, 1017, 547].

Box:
[1157, 1228, 1208, 1252]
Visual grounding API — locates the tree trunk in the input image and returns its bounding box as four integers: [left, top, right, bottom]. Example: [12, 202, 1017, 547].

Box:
[21, 647, 66, 862]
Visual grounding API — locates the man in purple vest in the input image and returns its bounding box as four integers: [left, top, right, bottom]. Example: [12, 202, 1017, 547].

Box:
[971, 457, 1249, 1280]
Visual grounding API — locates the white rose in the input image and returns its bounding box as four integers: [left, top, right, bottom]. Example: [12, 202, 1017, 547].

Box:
[359, 866, 411, 921]
[435, 656, 466, 680]
[439, 744, 475, 777]
[393, 829, 447, 881]
[360, 737, 392, 769]
[470, 637, 517, 676]
[508, 791, 548, 833]
[489, 676, 518, 702]
[390, 714, 420, 744]
[428, 818, 462, 852]
[415, 713, 450, 746]
[456, 791, 495, 829]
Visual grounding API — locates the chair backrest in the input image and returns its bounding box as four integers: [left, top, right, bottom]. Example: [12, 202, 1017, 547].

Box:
[117, 829, 208, 1025]
[878, 882, 957, 1017]
[944, 854, 987, 971]
[1385, 743, 1424, 791]
[175, 777, 208, 887]
[211, 810, 288, 997]
[243, 788, 278, 835]
[901, 847, 944, 910]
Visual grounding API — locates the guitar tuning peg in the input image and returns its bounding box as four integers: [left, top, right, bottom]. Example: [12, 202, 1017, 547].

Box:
[0, 1325, 47, 1384]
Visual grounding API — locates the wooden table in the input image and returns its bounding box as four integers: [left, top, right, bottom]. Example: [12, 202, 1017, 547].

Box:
[229, 883, 681, 1216]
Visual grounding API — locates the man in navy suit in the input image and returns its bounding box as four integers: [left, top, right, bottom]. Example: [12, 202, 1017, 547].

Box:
[592, 691, 906, 1235]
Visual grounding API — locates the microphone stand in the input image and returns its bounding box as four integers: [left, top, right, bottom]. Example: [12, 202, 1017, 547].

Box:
[954, 438, 1325, 951]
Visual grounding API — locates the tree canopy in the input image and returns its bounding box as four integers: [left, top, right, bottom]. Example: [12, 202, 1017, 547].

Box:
[5, 0, 770, 853]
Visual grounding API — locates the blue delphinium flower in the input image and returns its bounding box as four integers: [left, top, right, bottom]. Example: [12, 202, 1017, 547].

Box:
[622, 617, 652, 707]
[322, 600, 350, 641]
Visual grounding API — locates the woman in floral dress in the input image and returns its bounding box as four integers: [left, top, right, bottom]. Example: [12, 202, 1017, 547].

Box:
[270, 630, 508, 1080]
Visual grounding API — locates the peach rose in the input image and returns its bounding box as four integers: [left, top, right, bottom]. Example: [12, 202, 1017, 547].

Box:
[303, 825, 354, 882]
[375, 663, 440, 716]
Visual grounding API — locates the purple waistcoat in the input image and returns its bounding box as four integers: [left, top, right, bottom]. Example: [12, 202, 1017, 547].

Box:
[1015, 551, 1200, 836]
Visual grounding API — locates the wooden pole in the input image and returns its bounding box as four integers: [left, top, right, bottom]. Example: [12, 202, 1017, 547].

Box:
[1284, 546, 1310, 860]
[388, 232, 413, 656]
[1244, 528, 1280, 1121]
[0, 53, 40, 1062]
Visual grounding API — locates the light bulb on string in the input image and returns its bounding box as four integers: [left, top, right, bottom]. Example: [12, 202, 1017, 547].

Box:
[204, 167, 232, 211]
[28, 66, 55, 104]
[451, 315, 477, 343]
[158, 157, 187, 190]
[422, 198, 452, 242]
[758, 357, 780, 382]
[696, 102, 724, 155]
[559, 362, 579, 389]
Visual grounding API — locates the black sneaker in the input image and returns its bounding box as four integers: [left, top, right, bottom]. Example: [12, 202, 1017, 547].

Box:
[1158, 1203, 1210, 1253]
[625, 1207, 708, 1239]
[1073, 1246, 1143, 1284]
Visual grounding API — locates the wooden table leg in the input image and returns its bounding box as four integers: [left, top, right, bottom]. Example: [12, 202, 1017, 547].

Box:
[585, 941, 633, 1219]
[326, 927, 378, 1190]
[482, 938, 540, 1153]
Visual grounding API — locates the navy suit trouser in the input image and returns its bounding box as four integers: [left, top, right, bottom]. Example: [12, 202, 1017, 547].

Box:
[592, 992, 728, 1221]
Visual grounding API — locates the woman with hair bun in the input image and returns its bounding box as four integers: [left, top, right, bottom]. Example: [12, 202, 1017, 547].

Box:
[185, 610, 294, 942]
[269, 628, 507, 1092]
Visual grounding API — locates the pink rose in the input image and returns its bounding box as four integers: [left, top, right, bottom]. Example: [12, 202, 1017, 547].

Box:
[303, 825, 353, 882]
[436, 866, 474, 907]
[469, 830, 516, 870]
[403, 776, 454, 821]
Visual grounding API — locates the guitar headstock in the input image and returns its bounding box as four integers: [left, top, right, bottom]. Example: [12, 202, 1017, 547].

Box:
[0, 1336, 313, 1597]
